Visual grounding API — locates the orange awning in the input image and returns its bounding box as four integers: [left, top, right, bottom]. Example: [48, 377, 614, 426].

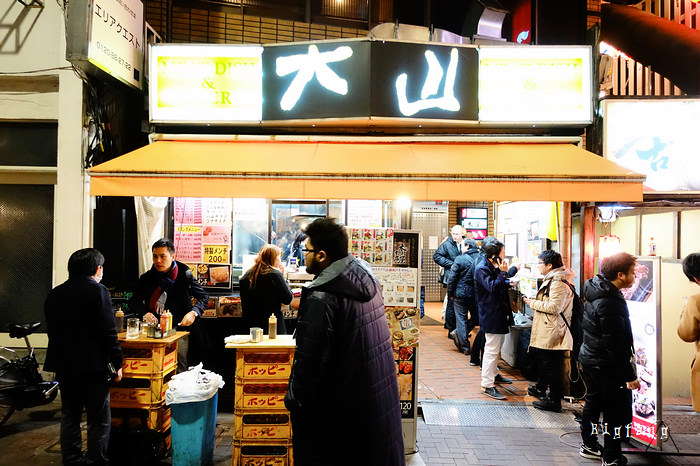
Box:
[89, 139, 645, 201]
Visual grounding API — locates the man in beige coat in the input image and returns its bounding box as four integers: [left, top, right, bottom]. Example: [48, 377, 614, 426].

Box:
[523, 250, 573, 413]
[678, 252, 700, 412]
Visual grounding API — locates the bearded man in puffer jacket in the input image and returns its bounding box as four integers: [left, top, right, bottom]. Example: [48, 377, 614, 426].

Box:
[284, 218, 405, 466]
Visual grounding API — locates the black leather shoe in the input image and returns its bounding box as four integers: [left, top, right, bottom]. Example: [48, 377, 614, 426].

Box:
[533, 398, 562, 413]
[528, 385, 546, 399]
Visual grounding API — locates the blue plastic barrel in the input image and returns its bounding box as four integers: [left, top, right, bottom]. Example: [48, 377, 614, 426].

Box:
[170, 392, 218, 466]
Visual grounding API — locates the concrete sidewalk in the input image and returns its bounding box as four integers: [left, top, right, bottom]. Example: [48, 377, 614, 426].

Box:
[1, 397, 698, 465]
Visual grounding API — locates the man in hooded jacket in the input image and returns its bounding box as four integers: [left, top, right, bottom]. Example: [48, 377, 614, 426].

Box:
[447, 238, 480, 353]
[284, 218, 404, 466]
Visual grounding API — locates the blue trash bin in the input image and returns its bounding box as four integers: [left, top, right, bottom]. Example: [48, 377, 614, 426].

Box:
[170, 392, 218, 466]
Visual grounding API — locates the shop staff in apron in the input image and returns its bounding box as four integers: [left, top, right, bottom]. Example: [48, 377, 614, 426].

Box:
[285, 218, 404, 466]
[130, 238, 210, 372]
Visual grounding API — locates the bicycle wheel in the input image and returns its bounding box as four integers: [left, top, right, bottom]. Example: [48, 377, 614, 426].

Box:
[0, 405, 14, 427]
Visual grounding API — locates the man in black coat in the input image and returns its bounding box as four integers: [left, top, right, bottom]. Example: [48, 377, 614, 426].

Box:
[579, 252, 640, 466]
[433, 225, 464, 339]
[285, 218, 404, 465]
[44, 248, 123, 465]
[447, 238, 480, 353]
[130, 238, 209, 372]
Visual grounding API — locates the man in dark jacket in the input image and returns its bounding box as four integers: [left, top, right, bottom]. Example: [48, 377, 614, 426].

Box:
[130, 238, 209, 372]
[44, 248, 123, 465]
[475, 240, 514, 400]
[447, 238, 480, 353]
[579, 252, 640, 466]
[433, 225, 463, 337]
[285, 218, 404, 466]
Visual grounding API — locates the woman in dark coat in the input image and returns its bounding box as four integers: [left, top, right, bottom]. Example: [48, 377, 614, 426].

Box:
[240, 244, 293, 334]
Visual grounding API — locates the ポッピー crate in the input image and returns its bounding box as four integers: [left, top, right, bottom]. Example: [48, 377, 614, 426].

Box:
[110, 368, 175, 408]
[121, 343, 177, 376]
[233, 411, 291, 440]
[232, 439, 292, 466]
[234, 380, 288, 410]
[235, 350, 294, 381]
[111, 402, 171, 432]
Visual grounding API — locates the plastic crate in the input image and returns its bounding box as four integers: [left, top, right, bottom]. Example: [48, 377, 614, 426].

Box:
[111, 403, 171, 432]
[121, 344, 177, 376]
[234, 381, 288, 410]
[235, 351, 293, 381]
[232, 440, 292, 466]
[110, 369, 174, 408]
[233, 411, 291, 440]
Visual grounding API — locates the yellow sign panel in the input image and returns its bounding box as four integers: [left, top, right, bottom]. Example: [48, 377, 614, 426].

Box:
[478, 47, 592, 123]
[203, 245, 229, 264]
[150, 45, 263, 122]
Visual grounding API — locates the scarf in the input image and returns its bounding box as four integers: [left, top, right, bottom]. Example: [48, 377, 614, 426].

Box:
[148, 261, 179, 313]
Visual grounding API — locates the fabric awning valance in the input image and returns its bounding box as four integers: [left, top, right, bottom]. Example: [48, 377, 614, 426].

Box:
[89, 139, 644, 201]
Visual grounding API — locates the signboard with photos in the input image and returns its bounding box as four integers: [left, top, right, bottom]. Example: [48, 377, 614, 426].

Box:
[623, 256, 664, 449]
[174, 197, 233, 290]
[347, 227, 421, 419]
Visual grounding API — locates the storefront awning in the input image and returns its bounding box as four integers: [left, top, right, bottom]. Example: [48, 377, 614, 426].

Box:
[89, 139, 645, 201]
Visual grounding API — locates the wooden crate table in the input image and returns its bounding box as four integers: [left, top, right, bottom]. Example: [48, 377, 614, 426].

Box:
[226, 335, 295, 466]
[110, 331, 188, 455]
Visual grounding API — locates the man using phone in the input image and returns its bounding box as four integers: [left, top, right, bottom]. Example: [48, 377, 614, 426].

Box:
[474, 240, 514, 400]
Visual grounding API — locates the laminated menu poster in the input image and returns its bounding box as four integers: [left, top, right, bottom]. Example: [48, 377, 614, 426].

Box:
[373, 267, 419, 308]
[385, 306, 419, 418]
[348, 227, 394, 266]
[623, 257, 663, 448]
[173, 197, 202, 224]
[392, 231, 420, 268]
[174, 225, 203, 263]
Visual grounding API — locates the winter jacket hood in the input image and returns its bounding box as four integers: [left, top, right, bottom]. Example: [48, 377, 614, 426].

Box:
[306, 255, 376, 302]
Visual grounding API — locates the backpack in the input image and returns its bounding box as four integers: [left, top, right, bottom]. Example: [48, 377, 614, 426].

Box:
[541, 279, 584, 362]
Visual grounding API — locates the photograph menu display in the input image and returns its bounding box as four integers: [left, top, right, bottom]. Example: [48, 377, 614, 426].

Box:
[174, 197, 234, 290]
[348, 227, 394, 266]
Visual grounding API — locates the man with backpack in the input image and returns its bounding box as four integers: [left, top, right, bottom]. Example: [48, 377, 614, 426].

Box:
[446, 238, 480, 354]
[523, 250, 574, 413]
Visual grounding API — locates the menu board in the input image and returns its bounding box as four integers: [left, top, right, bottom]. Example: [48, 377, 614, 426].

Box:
[348, 227, 394, 266]
[374, 267, 419, 307]
[386, 306, 419, 418]
[174, 197, 233, 290]
[623, 257, 663, 449]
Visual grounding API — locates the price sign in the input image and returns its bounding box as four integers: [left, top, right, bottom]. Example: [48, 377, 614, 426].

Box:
[203, 245, 229, 264]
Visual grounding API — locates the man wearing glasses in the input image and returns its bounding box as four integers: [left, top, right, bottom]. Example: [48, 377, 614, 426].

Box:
[285, 218, 405, 465]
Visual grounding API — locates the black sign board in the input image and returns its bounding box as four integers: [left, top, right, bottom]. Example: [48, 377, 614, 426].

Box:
[370, 41, 478, 121]
[262, 40, 371, 120]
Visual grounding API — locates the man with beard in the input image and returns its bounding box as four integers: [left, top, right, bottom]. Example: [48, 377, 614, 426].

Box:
[285, 218, 404, 465]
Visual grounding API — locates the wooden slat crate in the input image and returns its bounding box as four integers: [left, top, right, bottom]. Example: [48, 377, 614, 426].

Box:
[235, 350, 293, 381]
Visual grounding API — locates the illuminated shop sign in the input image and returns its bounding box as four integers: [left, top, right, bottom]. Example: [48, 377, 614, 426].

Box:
[370, 42, 478, 120]
[478, 46, 592, 123]
[262, 41, 370, 120]
[604, 99, 700, 192]
[88, 0, 144, 89]
[150, 45, 263, 122]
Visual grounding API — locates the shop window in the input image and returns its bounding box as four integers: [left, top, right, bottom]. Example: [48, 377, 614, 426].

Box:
[0, 122, 57, 167]
[0, 185, 54, 332]
[232, 198, 269, 270]
[271, 201, 326, 266]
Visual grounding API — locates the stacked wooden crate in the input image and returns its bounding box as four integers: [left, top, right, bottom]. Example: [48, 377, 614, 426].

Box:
[232, 346, 295, 466]
[110, 339, 179, 454]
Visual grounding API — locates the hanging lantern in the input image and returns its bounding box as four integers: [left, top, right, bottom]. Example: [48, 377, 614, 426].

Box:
[599, 235, 621, 260]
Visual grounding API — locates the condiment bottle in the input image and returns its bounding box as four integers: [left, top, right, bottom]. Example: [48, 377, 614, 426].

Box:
[268, 314, 277, 339]
[648, 237, 656, 256]
[167, 310, 173, 333]
[154, 323, 162, 339]
[115, 307, 124, 333]
[160, 311, 170, 337]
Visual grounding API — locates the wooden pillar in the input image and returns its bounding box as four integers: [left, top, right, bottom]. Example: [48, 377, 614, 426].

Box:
[559, 202, 572, 268]
[581, 205, 597, 282]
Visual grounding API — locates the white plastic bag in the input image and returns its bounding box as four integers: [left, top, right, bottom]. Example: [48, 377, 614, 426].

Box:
[165, 363, 225, 405]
